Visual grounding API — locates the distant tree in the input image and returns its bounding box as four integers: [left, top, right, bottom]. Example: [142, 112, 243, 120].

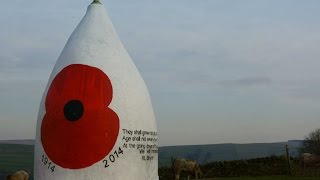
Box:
[299, 129, 320, 155]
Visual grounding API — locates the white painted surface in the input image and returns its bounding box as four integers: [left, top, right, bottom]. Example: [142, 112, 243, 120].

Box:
[34, 3, 158, 180]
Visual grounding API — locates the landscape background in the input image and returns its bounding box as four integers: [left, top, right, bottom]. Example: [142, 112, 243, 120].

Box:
[1, 0, 320, 147]
[1, 1, 320, 179]
[0, 139, 303, 179]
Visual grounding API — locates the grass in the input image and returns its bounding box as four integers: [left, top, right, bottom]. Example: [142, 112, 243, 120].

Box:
[0, 144, 34, 173]
[1, 144, 320, 180]
[200, 176, 320, 180]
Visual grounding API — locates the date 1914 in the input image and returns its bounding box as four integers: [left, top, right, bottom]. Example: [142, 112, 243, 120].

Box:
[42, 155, 56, 172]
[103, 147, 123, 168]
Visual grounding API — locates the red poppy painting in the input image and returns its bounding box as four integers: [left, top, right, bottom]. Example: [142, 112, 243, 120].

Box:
[41, 64, 119, 169]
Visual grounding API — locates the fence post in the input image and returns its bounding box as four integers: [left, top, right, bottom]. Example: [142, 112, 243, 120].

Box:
[285, 144, 292, 175]
[171, 157, 175, 179]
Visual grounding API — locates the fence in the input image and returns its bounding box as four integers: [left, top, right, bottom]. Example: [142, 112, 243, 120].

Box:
[159, 143, 320, 179]
[1, 143, 319, 180]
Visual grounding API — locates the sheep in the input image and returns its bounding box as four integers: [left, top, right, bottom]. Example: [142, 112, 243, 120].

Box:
[6, 171, 29, 180]
[173, 158, 203, 180]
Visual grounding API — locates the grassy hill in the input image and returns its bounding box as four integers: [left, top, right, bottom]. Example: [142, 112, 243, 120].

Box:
[165, 176, 320, 180]
[159, 140, 302, 167]
[0, 139, 34, 145]
[0, 143, 34, 179]
[0, 140, 302, 176]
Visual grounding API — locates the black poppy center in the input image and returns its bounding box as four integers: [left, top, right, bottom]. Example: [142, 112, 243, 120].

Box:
[64, 100, 84, 122]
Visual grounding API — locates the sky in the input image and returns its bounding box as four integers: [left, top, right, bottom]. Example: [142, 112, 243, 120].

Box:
[0, 0, 320, 146]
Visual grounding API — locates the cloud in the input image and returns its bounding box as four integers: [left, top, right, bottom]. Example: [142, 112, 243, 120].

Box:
[218, 77, 272, 88]
[1, 0, 320, 144]
[111, 0, 320, 97]
[276, 82, 320, 108]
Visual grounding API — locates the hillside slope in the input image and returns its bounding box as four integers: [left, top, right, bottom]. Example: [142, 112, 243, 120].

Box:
[159, 140, 302, 167]
[0, 144, 34, 179]
[0, 140, 302, 169]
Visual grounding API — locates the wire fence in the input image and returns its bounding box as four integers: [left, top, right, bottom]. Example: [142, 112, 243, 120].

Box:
[159, 144, 320, 179]
[159, 142, 301, 166]
[0, 143, 319, 180]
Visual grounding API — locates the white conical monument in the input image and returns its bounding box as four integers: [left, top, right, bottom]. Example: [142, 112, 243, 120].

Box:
[34, 1, 158, 179]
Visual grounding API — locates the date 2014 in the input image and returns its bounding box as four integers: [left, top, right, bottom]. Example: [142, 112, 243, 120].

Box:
[42, 155, 56, 172]
[103, 147, 123, 168]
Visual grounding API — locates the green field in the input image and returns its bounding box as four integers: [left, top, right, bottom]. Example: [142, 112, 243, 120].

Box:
[1, 144, 320, 180]
[200, 177, 320, 180]
[0, 144, 34, 179]
[159, 141, 302, 167]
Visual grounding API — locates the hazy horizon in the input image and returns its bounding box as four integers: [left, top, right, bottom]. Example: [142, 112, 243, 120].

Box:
[1, 0, 320, 146]
[0, 138, 304, 147]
